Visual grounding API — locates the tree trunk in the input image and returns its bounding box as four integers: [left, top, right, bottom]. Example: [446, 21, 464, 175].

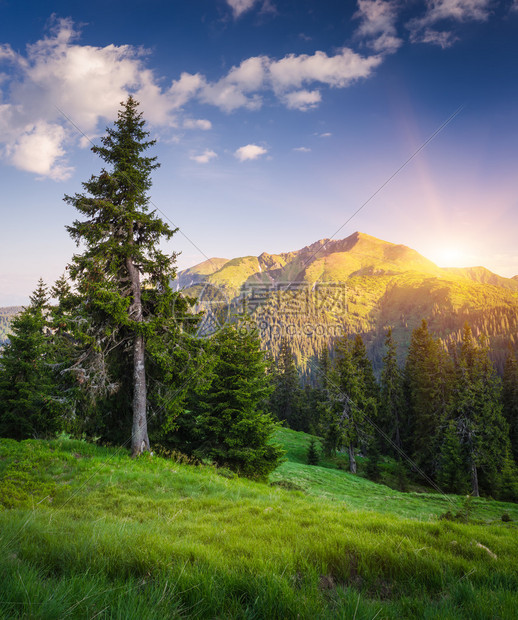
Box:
[470, 459, 479, 497]
[348, 443, 357, 474]
[127, 256, 149, 457]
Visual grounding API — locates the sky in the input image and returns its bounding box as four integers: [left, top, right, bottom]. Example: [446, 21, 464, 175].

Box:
[1, 0, 517, 305]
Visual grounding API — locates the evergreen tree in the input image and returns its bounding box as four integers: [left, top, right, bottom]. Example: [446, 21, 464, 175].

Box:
[64, 97, 188, 455]
[502, 349, 518, 462]
[328, 337, 370, 473]
[379, 328, 405, 454]
[351, 334, 379, 404]
[307, 437, 320, 466]
[189, 324, 285, 479]
[269, 337, 303, 429]
[405, 320, 451, 476]
[437, 419, 469, 494]
[0, 280, 60, 439]
[449, 325, 516, 497]
[365, 434, 382, 482]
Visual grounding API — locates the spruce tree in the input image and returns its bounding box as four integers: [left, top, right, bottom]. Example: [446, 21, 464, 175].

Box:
[269, 337, 303, 429]
[64, 97, 184, 456]
[329, 337, 369, 473]
[190, 324, 285, 479]
[379, 328, 405, 454]
[405, 320, 450, 476]
[307, 437, 320, 465]
[351, 334, 379, 404]
[437, 419, 468, 494]
[448, 324, 516, 497]
[502, 349, 518, 462]
[0, 280, 59, 439]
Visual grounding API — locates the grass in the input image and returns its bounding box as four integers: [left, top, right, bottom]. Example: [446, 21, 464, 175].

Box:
[0, 433, 517, 618]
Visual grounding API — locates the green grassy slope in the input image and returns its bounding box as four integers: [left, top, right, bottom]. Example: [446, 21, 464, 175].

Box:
[1, 432, 517, 619]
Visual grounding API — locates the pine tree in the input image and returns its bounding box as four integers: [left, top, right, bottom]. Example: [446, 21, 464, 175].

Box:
[366, 434, 382, 482]
[307, 437, 320, 465]
[64, 97, 185, 456]
[379, 328, 405, 454]
[190, 324, 285, 479]
[328, 337, 369, 473]
[405, 320, 451, 476]
[449, 325, 516, 497]
[269, 337, 303, 429]
[0, 280, 59, 439]
[502, 349, 518, 462]
[437, 419, 469, 494]
[351, 334, 379, 403]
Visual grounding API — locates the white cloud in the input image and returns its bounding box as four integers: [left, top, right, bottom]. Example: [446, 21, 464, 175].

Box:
[511, 0, 518, 11]
[168, 72, 205, 108]
[226, 0, 261, 17]
[0, 19, 382, 179]
[283, 89, 321, 110]
[7, 122, 73, 180]
[268, 48, 380, 92]
[199, 56, 268, 112]
[183, 118, 212, 130]
[0, 18, 181, 178]
[354, 0, 403, 53]
[318, 132, 332, 138]
[234, 144, 267, 161]
[293, 146, 311, 152]
[190, 149, 218, 164]
[408, 0, 493, 46]
[418, 29, 458, 47]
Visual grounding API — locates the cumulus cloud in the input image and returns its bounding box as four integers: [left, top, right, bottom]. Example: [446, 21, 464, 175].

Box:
[199, 56, 268, 112]
[0, 18, 181, 178]
[293, 146, 311, 152]
[234, 144, 267, 161]
[190, 149, 218, 164]
[226, 0, 261, 17]
[0, 18, 382, 179]
[354, 0, 403, 53]
[183, 118, 212, 130]
[408, 0, 493, 47]
[283, 89, 321, 110]
[268, 48, 380, 92]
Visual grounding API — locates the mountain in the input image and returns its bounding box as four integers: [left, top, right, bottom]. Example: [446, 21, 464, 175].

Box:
[0, 306, 22, 345]
[174, 257, 229, 289]
[176, 232, 518, 374]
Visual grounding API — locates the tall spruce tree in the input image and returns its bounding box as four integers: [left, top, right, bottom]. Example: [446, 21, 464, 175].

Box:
[351, 334, 379, 404]
[502, 349, 518, 462]
[379, 328, 405, 454]
[405, 320, 451, 475]
[329, 337, 370, 473]
[269, 337, 303, 429]
[65, 97, 182, 456]
[448, 325, 515, 497]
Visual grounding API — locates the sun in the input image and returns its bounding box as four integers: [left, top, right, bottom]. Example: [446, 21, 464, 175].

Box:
[432, 246, 467, 267]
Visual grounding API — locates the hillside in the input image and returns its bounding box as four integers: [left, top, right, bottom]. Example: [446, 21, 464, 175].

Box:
[1, 431, 517, 618]
[0, 306, 21, 345]
[177, 232, 518, 372]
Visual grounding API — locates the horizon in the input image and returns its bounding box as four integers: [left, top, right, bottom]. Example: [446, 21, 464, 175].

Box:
[1, 1, 518, 305]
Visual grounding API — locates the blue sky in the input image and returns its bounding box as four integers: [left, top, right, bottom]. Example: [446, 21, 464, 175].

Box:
[1, 0, 517, 305]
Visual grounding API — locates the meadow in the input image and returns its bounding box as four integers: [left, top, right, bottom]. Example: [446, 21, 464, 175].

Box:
[1, 429, 517, 619]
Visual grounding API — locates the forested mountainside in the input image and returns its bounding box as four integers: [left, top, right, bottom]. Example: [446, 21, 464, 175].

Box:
[0, 307, 22, 345]
[176, 232, 518, 374]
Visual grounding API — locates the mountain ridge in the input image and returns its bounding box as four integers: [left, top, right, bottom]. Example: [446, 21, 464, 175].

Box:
[175, 232, 518, 374]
